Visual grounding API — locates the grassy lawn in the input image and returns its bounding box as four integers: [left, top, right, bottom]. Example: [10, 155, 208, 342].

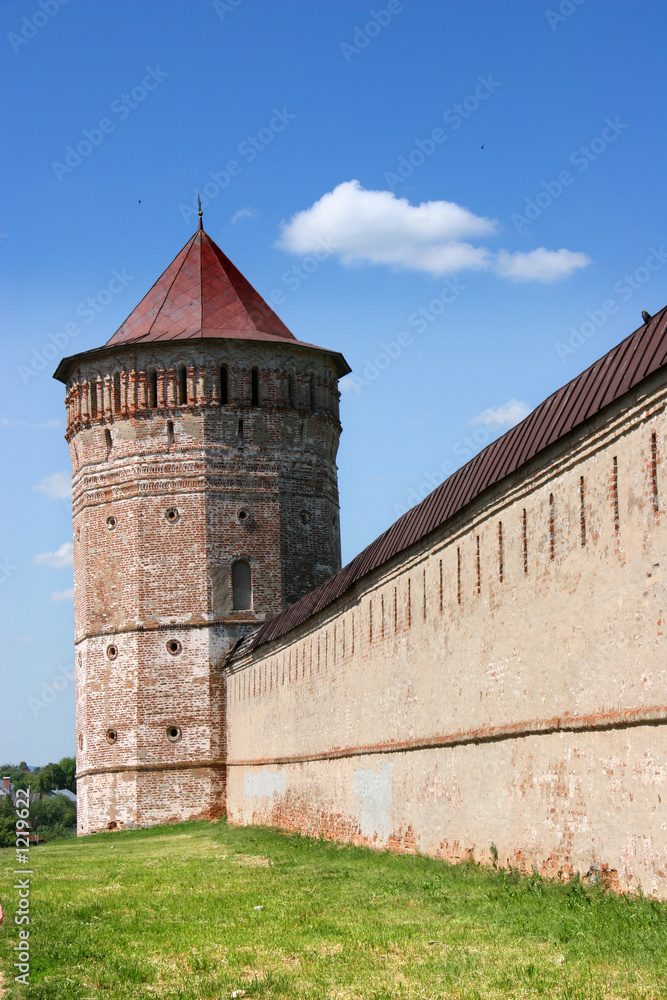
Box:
[1, 820, 666, 999]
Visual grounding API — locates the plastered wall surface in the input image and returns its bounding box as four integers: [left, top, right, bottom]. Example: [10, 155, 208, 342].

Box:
[226, 376, 667, 895]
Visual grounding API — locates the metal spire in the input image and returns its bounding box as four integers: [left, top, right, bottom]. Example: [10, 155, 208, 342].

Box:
[197, 194, 203, 231]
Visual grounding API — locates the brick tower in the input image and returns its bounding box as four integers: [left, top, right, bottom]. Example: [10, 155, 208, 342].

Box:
[54, 218, 350, 834]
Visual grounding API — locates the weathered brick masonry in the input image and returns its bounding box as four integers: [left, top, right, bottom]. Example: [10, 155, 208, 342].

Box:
[55, 225, 348, 834]
[225, 350, 667, 896]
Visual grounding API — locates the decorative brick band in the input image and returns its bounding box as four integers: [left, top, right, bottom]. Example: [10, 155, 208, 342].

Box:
[226, 705, 667, 767]
[75, 618, 258, 643]
[77, 759, 227, 779]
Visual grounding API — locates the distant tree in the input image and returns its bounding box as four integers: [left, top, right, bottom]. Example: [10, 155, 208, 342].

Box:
[35, 763, 66, 795]
[0, 795, 16, 848]
[30, 794, 76, 840]
[59, 757, 76, 793]
[18, 761, 29, 771]
[0, 757, 76, 795]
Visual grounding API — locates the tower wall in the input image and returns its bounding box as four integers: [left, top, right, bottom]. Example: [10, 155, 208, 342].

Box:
[66, 339, 343, 833]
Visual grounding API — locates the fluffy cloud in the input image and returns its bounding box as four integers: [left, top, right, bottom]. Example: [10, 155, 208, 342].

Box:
[34, 542, 73, 569]
[51, 588, 74, 602]
[277, 181, 590, 282]
[493, 248, 591, 282]
[470, 398, 531, 430]
[34, 472, 71, 501]
[278, 180, 495, 276]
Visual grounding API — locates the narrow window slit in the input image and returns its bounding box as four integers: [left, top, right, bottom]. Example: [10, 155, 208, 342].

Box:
[231, 560, 252, 610]
[651, 432, 659, 513]
[476, 535, 481, 594]
[522, 509, 528, 573]
[178, 365, 187, 405]
[251, 367, 259, 407]
[237, 419, 244, 448]
[113, 373, 121, 413]
[579, 476, 586, 546]
[612, 456, 620, 533]
[148, 371, 158, 409]
[457, 546, 462, 605]
[498, 521, 504, 582]
[549, 493, 555, 561]
[220, 366, 228, 404]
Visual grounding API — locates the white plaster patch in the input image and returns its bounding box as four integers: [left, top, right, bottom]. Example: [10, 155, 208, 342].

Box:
[244, 768, 286, 802]
[353, 762, 392, 841]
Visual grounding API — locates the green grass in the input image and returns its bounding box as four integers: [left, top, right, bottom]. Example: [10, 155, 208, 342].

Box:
[1, 820, 666, 999]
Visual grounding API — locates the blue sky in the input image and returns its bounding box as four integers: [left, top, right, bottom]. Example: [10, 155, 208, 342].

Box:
[1, 0, 665, 765]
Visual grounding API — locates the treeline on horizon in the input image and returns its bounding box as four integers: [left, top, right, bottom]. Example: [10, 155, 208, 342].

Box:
[0, 755, 77, 845]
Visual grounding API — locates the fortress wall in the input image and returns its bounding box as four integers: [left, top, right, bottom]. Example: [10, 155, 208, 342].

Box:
[225, 374, 667, 895]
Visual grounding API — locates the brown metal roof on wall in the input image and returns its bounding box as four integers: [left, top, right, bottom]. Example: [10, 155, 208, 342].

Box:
[235, 305, 667, 660]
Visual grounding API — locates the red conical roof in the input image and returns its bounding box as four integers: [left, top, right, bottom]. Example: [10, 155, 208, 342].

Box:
[106, 228, 296, 347]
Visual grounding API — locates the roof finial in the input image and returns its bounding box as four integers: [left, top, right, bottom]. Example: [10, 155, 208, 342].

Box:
[197, 194, 203, 231]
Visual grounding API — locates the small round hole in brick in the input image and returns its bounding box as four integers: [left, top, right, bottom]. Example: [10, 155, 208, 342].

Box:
[300, 511, 309, 525]
[166, 639, 182, 656]
[166, 724, 182, 743]
[106, 515, 117, 530]
[106, 729, 117, 745]
[237, 508, 249, 522]
[106, 644, 118, 661]
[165, 508, 179, 523]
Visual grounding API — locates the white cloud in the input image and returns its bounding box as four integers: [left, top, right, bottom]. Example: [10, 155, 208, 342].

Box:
[277, 180, 496, 276]
[51, 588, 74, 602]
[230, 207, 258, 225]
[11, 636, 36, 643]
[1, 418, 60, 430]
[470, 398, 531, 430]
[34, 472, 71, 501]
[277, 181, 590, 282]
[34, 542, 73, 569]
[493, 248, 591, 282]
